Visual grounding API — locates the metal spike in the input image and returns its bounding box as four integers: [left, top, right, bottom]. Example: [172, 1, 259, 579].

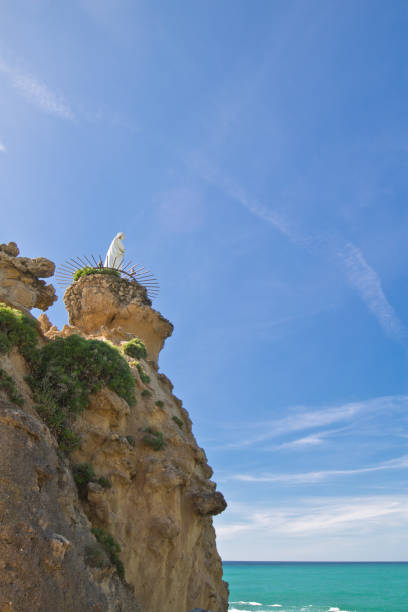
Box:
[121, 260, 132, 272]
[73, 256, 87, 268]
[69, 258, 82, 269]
[83, 255, 95, 268]
[61, 262, 77, 271]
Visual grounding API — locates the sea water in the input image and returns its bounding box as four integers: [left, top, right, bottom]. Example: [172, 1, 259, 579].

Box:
[222, 562, 408, 612]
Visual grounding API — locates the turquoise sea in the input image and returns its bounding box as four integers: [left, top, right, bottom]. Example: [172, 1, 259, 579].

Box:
[222, 562, 408, 612]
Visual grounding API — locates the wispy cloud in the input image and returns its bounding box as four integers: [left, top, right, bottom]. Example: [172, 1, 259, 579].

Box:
[339, 242, 406, 342]
[216, 495, 408, 540]
[227, 395, 408, 448]
[270, 427, 345, 451]
[0, 142, 5, 153]
[188, 153, 297, 241]
[0, 58, 75, 120]
[232, 454, 408, 484]
[188, 153, 405, 345]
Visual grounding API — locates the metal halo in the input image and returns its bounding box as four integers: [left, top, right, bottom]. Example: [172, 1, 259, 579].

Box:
[55, 256, 160, 300]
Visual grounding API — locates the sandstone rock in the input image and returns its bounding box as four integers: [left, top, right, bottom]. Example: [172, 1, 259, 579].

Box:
[190, 489, 228, 516]
[38, 313, 53, 333]
[45, 533, 72, 570]
[0, 242, 56, 311]
[64, 274, 173, 362]
[24, 256, 55, 278]
[0, 241, 19, 257]
[0, 398, 141, 611]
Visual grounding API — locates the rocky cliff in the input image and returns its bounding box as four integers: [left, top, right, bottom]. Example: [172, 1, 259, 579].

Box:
[0, 242, 228, 612]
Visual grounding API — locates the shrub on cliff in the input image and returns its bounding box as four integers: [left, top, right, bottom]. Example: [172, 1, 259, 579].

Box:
[28, 335, 136, 449]
[73, 463, 112, 498]
[73, 266, 120, 282]
[0, 303, 38, 406]
[122, 337, 147, 360]
[0, 367, 24, 406]
[143, 427, 165, 451]
[29, 335, 136, 413]
[91, 527, 124, 579]
[135, 361, 150, 384]
[172, 415, 184, 429]
[0, 303, 38, 360]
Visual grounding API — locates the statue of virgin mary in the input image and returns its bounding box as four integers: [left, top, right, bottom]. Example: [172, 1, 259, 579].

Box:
[104, 232, 125, 268]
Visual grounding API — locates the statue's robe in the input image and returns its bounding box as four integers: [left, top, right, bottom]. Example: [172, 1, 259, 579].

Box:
[104, 233, 125, 268]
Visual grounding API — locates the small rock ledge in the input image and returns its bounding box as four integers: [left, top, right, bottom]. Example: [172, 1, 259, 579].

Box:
[0, 241, 57, 311]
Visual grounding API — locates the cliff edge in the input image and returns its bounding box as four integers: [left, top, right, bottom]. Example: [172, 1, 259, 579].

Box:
[0, 242, 228, 612]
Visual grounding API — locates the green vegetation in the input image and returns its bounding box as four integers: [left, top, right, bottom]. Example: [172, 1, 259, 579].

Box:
[143, 427, 165, 451]
[126, 435, 136, 447]
[28, 334, 136, 449]
[72, 463, 111, 497]
[141, 389, 152, 398]
[0, 304, 136, 451]
[172, 415, 184, 430]
[122, 337, 147, 360]
[73, 266, 121, 282]
[97, 476, 112, 489]
[73, 462, 95, 486]
[29, 334, 136, 411]
[72, 462, 95, 498]
[155, 400, 164, 408]
[91, 527, 124, 579]
[0, 303, 38, 361]
[0, 303, 37, 408]
[0, 367, 24, 406]
[135, 362, 150, 384]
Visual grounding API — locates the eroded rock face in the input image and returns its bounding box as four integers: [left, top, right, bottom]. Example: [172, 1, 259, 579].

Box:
[0, 393, 141, 612]
[70, 362, 229, 612]
[0, 241, 57, 311]
[64, 275, 173, 362]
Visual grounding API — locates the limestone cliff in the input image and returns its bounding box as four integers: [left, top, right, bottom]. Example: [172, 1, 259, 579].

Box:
[0, 243, 228, 612]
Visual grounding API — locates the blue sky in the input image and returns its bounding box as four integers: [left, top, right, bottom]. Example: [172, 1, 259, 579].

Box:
[1, 0, 408, 561]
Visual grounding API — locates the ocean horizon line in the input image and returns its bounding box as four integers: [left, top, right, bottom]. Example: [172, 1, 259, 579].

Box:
[222, 560, 408, 563]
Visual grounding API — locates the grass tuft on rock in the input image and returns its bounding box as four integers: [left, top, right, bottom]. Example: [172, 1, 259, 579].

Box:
[172, 415, 184, 430]
[143, 427, 165, 451]
[122, 337, 147, 360]
[0, 367, 24, 406]
[73, 463, 111, 498]
[73, 267, 120, 282]
[91, 527, 124, 579]
[135, 361, 150, 385]
[0, 303, 38, 361]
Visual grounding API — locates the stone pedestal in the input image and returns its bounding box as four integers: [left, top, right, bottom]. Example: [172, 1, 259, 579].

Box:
[63, 274, 173, 362]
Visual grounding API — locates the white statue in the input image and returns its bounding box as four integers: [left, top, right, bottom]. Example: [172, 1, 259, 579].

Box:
[104, 232, 125, 268]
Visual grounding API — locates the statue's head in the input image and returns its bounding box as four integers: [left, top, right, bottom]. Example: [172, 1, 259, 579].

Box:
[116, 232, 125, 240]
